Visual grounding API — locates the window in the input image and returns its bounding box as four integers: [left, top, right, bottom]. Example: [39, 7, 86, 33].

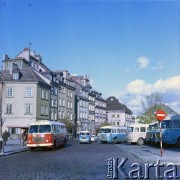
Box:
[7, 88, 13, 97]
[45, 106, 49, 116]
[140, 127, 146, 132]
[54, 100, 57, 107]
[70, 102, 73, 109]
[41, 89, 45, 99]
[25, 104, 32, 114]
[51, 112, 54, 119]
[13, 73, 19, 80]
[6, 104, 12, 114]
[134, 127, 139, 132]
[25, 87, 32, 97]
[45, 90, 49, 100]
[41, 105, 45, 115]
[173, 120, 180, 128]
[62, 99, 65, 107]
[54, 112, 57, 120]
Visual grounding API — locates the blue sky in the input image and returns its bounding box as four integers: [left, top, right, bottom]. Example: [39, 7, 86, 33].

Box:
[0, 0, 180, 115]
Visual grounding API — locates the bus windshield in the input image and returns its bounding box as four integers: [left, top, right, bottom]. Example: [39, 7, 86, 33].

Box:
[161, 120, 172, 129]
[99, 128, 111, 133]
[29, 125, 51, 133]
[128, 127, 133, 132]
[79, 132, 90, 135]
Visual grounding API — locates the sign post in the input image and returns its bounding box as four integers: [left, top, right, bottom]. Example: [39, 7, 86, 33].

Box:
[155, 109, 166, 157]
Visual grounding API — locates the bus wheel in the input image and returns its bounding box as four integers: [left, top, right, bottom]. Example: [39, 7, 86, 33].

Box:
[137, 138, 144, 145]
[176, 137, 180, 148]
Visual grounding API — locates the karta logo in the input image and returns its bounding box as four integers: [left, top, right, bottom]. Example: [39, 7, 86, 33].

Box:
[107, 158, 179, 179]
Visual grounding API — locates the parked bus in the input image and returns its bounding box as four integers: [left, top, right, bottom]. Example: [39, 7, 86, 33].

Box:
[27, 120, 68, 151]
[98, 126, 128, 144]
[127, 124, 149, 145]
[154, 115, 180, 147]
[145, 121, 159, 144]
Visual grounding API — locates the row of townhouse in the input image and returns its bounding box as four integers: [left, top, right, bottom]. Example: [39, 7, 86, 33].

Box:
[0, 48, 107, 136]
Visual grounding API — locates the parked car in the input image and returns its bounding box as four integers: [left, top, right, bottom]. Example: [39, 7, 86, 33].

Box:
[91, 135, 98, 142]
[79, 131, 91, 144]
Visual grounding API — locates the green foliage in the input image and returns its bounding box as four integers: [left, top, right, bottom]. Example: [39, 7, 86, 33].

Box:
[58, 117, 74, 133]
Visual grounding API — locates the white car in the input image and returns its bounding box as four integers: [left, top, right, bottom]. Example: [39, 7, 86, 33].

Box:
[91, 135, 98, 142]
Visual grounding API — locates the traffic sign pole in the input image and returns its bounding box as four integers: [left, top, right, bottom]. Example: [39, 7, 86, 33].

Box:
[160, 122, 163, 157]
[156, 109, 166, 157]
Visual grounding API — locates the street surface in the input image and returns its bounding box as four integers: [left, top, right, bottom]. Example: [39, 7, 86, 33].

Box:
[0, 140, 180, 180]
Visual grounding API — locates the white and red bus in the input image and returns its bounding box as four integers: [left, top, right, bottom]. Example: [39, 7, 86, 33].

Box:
[27, 120, 68, 151]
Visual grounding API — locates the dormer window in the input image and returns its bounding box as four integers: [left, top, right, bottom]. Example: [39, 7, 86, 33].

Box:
[13, 72, 19, 80]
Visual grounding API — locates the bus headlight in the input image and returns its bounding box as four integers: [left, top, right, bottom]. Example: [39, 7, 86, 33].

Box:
[46, 139, 49, 142]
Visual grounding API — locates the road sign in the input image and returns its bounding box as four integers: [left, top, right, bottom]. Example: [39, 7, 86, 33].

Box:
[156, 109, 166, 121]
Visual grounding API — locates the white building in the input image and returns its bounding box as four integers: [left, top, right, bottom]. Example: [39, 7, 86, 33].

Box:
[106, 96, 135, 126]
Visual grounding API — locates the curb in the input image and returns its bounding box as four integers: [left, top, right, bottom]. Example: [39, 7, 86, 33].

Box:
[0, 148, 29, 157]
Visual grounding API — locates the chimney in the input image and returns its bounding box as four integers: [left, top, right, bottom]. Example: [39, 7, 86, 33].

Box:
[3, 54, 10, 60]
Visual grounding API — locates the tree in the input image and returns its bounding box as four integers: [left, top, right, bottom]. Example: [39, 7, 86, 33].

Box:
[59, 117, 74, 133]
[138, 92, 165, 124]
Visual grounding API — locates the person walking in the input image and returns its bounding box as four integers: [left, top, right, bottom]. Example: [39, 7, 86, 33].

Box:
[2, 130, 10, 145]
[22, 130, 28, 145]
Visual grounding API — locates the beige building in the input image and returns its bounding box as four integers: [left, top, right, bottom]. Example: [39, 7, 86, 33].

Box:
[1, 66, 51, 134]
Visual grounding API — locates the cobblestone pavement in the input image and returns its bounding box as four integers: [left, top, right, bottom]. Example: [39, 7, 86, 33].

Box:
[0, 140, 179, 180]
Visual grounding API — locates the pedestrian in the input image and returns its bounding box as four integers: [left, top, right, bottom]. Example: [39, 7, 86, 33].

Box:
[2, 130, 10, 145]
[22, 130, 28, 145]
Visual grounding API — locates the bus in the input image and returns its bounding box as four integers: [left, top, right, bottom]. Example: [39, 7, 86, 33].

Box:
[27, 120, 68, 151]
[98, 126, 128, 144]
[154, 115, 180, 147]
[145, 121, 159, 144]
[127, 124, 149, 145]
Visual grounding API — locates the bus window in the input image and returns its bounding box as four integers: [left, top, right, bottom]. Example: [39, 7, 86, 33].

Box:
[29, 125, 38, 133]
[128, 127, 133, 132]
[134, 127, 139, 132]
[112, 129, 116, 133]
[99, 128, 111, 133]
[161, 120, 172, 129]
[173, 120, 180, 128]
[39, 125, 51, 133]
[140, 127, 146, 132]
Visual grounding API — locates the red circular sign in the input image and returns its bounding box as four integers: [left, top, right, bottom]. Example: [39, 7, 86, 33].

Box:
[156, 109, 166, 121]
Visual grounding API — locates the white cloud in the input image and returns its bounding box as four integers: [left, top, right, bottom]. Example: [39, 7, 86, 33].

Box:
[137, 56, 149, 69]
[117, 76, 180, 115]
[127, 79, 153, 95]
[154, 76, 180, 92]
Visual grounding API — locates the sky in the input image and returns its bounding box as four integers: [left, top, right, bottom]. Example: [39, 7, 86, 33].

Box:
[0, 0, 180, 115]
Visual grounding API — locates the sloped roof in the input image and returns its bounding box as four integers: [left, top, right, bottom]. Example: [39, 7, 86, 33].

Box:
[146, 104, 178, 115]
[106, 96, 132, 115]
[1, 67, 51, 86]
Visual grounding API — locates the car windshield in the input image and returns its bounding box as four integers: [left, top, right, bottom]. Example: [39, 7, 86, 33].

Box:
[99, 128, 111, 133]
[29, 125, 51, 133]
